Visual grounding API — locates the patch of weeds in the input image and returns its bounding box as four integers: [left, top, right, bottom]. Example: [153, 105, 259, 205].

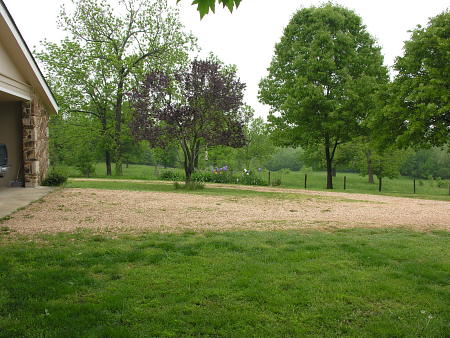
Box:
[23, 214, 34, 219]
[321, 209, 332, 213]
[0, 216, 12, 224]
[0, 226, 11, 233]
[110, 273, 122, 281]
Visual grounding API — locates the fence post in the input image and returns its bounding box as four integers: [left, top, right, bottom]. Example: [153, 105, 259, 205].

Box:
[379, 177, 382, 192]
[344, 176, 347, 190]
[304, 174, 307, 189]
[268, 171, 271, 186]
[413, 179, 416, 194]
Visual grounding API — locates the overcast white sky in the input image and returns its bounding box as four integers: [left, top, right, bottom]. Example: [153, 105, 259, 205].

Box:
[3, 0, 449, 118]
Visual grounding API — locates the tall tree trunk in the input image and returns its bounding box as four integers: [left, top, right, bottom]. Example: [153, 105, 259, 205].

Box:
[366, 150, 374, 184]
[105, 150, 112, 176]
[184, 153, 195, 183]
[325, 144, 333, 190]
[324, 138, 339, 189]
[101, 116, 112, 176]
[114, 73, 125, 176]
[181, 141, 193, 183]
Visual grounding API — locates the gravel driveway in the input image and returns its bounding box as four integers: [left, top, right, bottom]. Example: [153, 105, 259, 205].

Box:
[2, 183, 449, 235]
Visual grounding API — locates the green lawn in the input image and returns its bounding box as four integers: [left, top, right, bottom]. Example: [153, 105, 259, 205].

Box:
[65, 163, 450, 201]
[1, 229, 449, 337]
[273, 170, 450, 201]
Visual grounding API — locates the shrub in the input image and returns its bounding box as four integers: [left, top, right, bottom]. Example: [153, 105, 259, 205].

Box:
[42, 170, 68, 186]
[238, 172, 267, 186]
[436, 178, 446, 188]
[159, 170, 184, 181]
[192, 171, 235, 184]
[75, 152, 96, 177]
[192, 170, 267, 186]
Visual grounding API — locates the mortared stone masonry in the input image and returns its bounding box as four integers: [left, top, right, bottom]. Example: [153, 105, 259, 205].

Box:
[21, 96, 49, 187]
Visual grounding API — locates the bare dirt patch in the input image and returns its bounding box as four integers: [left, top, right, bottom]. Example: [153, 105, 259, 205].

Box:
[2, 185, 449, 235]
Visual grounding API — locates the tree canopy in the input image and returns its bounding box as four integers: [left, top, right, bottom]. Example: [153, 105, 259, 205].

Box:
[259, 4, 388, 189]
[130, 59, 247, 181]
[374, 10, 450, 148]
[38, 0, 195, 175]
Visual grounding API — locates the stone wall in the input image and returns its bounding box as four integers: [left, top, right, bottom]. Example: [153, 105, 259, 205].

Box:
[22, 96, 49, 187]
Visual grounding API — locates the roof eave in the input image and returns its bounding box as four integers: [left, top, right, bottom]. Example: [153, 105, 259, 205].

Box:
[0, 0, 59, 114]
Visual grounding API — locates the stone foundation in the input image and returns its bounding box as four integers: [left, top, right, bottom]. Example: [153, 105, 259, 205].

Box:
[22, 96, 49, 187]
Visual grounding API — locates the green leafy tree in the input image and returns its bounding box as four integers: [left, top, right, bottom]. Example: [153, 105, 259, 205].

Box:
[178, 0, 242, 18]
[401, 148, 450, 179]
[236, 117, 275, 169]
[131, 59, 247, 182]
[259, 4, 388, 189]
[38, 40, 115, 174]
[357, 148, 406, 192]
[204, 146, 237, 169]
[265, 148, 303, 172]
[48, 112, 102, 168]
[154, 144, 180, 168]
[374, 10, 450, 148]
[38, 0, 195, 176]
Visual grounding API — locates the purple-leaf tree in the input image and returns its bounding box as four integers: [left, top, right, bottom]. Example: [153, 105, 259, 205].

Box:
[130, 59, 248, 182]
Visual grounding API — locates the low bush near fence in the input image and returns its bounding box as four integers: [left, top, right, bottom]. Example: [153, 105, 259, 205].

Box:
[159, 170, 184, 181]
[159, 169, 267, 186]
[192, 171, 235, 184]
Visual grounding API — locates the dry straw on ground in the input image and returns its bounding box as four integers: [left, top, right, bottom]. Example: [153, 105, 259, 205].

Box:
[2, 181, 449, 235]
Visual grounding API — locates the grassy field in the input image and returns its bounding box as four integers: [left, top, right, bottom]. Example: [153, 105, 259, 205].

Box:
[65, 163, 450, 200]
[1, 229, 449, 337]
[65, 180, 356, 202]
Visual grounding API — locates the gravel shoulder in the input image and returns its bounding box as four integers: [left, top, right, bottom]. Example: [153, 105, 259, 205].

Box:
[2, 182, 449, 235]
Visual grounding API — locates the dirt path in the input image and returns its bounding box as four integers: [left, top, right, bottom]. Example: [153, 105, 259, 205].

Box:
[2, 182, 449, 235]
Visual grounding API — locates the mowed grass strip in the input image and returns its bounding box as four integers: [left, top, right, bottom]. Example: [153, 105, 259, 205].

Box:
[66, 163, 450, 201]
[0, 229, 448, 337]
[65, 180, 350, 202]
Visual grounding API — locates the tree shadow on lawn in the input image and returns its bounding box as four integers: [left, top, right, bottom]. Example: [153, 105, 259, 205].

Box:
[0, 229, 449, 337]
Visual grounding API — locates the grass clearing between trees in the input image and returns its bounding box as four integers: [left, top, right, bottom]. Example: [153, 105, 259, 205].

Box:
[64, 163, 450, 201]
[0, 229, 448, 336]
